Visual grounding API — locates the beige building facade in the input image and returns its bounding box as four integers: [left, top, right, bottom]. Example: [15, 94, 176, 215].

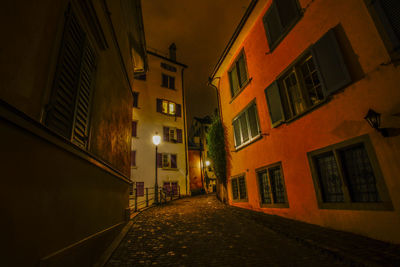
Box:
[131, 46, 188, 203]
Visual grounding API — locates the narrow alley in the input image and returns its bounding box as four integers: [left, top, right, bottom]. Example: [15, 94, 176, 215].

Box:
[106, 195, 400, 266]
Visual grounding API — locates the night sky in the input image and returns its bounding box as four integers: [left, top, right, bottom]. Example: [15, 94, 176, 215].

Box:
[141, 0, 251, 130]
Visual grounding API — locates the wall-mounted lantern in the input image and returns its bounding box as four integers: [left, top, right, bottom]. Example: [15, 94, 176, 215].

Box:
[364, 109, 388, 137]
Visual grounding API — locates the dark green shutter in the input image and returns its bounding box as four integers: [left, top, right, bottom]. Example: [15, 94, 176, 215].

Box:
[233, 119, 241, 147]
[176, 104, 182, 117]
[237, 54, 248, 87]
[46, 9, 85, 139]
[156, 98, 162, 113]
[247, 103, 259, 138]
[162, 74, 168, 87]
[263, 1, 283, 48]
[265, 81, 285, 127]
[176, 129, 183, 143]
[171, 154, 177, 169]
[169, 76, 175, 89]
[239, 113, 249, 143]
[157, 153, 162, 168]
[163, 126, 169, 141]
[276, 0, 301, 29]
[373, 0, 400, 49]
[71, 40, 96, 148]
[311, 29, 351, 96]
[229, 66, 239, 96]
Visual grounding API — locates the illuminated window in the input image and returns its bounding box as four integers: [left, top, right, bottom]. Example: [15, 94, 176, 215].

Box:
[156, 99, 181, 117]
[163, 126, 183, 143]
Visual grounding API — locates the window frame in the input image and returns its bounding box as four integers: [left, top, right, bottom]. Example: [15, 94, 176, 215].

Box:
[161, 153, 178, 170]
[256, 162, 289, 208]
[263, 0, 302, 52]
[228, 49, 250, 99]
[133, 92, 139, 108]
[230, 174, 248, 202]
[161, 73, 176, 90]
[132, 120, 138, 138]
[232, 100, 261, 150]
[307, 134, 393, 211]
[364, 0, 400, 61]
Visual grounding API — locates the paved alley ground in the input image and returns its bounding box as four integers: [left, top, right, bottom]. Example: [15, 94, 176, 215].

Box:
[106, 194, 400, 267]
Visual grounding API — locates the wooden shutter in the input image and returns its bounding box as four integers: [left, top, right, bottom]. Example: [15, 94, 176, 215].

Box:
[176, 129, 183, 143]
[133, 92, 138, 107]
[131, 150, 136, 166]
[263, 1, 283, 48]
[176, 104, 182, 117]
[265, 81, 285, 127]
[171, 154, 177, 169]
[170, 76, 175, 89]
[373, 0, 400, 49]
[233, 119, 241, 147]
[163, 126, 170, 141]
[229, 66, 239, 96]
[157, 153, 162, 168]
[136, 182, 144, 197]
[276, 0, 300, 29]
[46, 9, 86, 139]
[311, 29, 351, 96]
[247, 103, 259, 138]
[162, 74, 169, 87]
[132, 121, 137, 137]
[237, 54, 248, 87]
[156, 98, 163, 113]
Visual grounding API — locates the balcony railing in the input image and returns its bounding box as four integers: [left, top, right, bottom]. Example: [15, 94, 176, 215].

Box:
[129, 185, 181, 213]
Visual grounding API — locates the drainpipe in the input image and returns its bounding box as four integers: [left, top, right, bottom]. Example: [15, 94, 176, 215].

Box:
[181, 67, 189, 196]
[207, 77, 223, 123]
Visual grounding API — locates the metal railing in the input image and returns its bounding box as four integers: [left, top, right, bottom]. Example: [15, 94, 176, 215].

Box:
[129, 185, 181, 212]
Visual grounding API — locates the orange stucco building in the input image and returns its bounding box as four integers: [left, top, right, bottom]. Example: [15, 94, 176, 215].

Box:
[210, 0, 400, 244]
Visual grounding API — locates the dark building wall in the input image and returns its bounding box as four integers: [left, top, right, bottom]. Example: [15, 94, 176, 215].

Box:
[0, 0, 145, 265]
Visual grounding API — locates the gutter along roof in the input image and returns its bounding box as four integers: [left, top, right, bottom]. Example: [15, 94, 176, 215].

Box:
[209, 0, 259, 81]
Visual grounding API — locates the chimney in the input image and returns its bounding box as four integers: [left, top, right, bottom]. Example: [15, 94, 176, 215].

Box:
[169, 43, 176, 61]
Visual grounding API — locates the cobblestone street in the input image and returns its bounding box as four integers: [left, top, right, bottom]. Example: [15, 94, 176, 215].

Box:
[106, 194, 400, 267]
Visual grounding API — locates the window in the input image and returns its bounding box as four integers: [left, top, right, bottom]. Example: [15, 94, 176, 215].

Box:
[161, 74, 175, 89]
[257, 163, 288, 208]
[232, 101, 260, 148]
[265, 29, 351, 127]
[263, 0, 301, 51]
[161, 62, 177, 72]
[133, 92, 139, 108]
[308, 135, 393, 210]
[136, 182, 144, 197]
[366, 0, 400, 59]
[132, 121, 138, 137]
[228, 51, 249, 97]
[156, 99, 182, 117]
[45, 7, 97, 149]
[135, 74, 146, 81]
[157, 153, 178, 169]
[231, 175, 247, 201]
[163, 126, 183, 143]
[131, 150, 136, 167]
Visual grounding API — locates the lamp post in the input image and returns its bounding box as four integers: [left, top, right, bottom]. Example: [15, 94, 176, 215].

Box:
[364, 109, 388, 137]
[153, 133, 161, 204]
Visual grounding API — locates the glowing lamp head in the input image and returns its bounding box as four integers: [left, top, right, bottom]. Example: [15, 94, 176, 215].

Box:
[205, 160, 210, 167]
[152, 134, 161, 146]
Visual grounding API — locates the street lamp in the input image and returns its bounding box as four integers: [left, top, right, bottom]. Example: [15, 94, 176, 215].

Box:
[364, 109, 388, 137]
[205, 160, 210, 167]
[153, 133, 161, 204]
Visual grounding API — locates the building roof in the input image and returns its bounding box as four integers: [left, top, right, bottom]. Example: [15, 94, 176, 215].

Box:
[147, 50, 188, 68]
[194, 115, 212, 124]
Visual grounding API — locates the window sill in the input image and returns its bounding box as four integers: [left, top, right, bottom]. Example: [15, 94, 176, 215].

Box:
[233, 134, 263, 152]
[260, 203, 289, 209]
[161, 167, 179, 171]
[229, 78, 252, 104]
[274, 98, 330, 128]
[232, 198, 248, 203]
[317, 201, 393, 211]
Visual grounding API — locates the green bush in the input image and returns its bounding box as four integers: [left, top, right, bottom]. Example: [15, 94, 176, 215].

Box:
[206, 116, 227, 184]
